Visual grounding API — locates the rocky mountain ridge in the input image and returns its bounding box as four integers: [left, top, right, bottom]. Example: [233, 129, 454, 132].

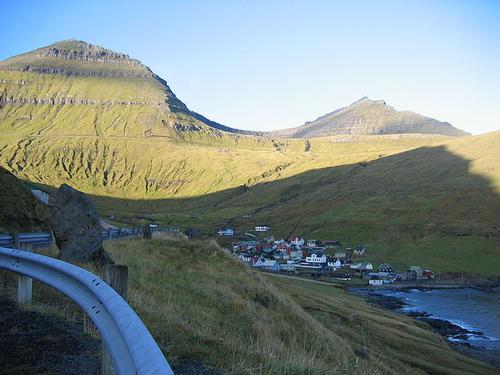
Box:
[272, 96, 468, 138]
[0, 40, 469, 138]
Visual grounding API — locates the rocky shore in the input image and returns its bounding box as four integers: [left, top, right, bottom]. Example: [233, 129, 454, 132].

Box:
[352, 287, 500, 369]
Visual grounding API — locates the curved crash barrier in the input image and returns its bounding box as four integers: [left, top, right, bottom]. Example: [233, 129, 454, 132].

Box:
[0, 246, 174, 375]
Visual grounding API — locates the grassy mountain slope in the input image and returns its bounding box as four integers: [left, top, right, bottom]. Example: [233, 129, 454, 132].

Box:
[272, 97, 468, 138]
[0, 40, 498, 275]
[1, 131, 498, 274]
[0, 166, 50, 232]
[103, 238, 495, 375]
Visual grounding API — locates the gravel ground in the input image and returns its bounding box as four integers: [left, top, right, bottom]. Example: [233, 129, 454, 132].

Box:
[0, 295, 101, 375]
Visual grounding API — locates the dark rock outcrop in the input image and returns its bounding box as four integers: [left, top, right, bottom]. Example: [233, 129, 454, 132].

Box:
[50, 184, 113, 266]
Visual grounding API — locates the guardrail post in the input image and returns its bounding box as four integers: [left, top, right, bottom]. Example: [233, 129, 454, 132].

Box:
[101, 264, 128, 375]
[143, 224, 152, 240]
[17, 243, 33, 304]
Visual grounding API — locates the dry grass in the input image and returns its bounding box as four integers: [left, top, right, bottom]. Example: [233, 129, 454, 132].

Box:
[102, 238, 496, 374]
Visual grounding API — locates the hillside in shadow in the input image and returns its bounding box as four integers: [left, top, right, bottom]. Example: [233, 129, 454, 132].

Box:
[86, 145, 500, 275]
[0, 166, 50, 232]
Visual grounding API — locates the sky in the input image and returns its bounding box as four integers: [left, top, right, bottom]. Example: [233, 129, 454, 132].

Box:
[1, 0, 499, 134]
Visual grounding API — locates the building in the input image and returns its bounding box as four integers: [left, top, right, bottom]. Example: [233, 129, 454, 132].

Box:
[353, 245, 366, 256]
[255, 225, 271, 232]
[290, 248, 303, 260]
[289, 237, 305, 247]
[305, 253, 327, 264]
[307, 239, 321, 248]
[378, 263, 394, 273]
[409, 266, 423, 279]
[253, 259, 281, 272]
[281, 262, 297, 272]
[369, 279, 383, 286]
[218, 228, 234, 236]
[327, 257, 342, 270]
[423, 270, 435, 279]
[360, 263, 373, 272]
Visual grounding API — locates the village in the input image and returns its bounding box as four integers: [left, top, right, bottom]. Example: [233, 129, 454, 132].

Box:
[218, 225, 435, 285]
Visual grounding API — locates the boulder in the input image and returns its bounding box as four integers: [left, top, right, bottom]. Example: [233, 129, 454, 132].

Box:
[50, 184, 113, 266]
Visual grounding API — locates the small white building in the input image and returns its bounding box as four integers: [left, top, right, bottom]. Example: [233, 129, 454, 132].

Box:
[290, 237, 305, 247]
[354, 248, 366, 256]
[327, 258, 342, 269]
[255, 225, 270, 232]
[369, 279, 383, 286]
[218, 228, 234, 236]
[305, 253, 327, 264]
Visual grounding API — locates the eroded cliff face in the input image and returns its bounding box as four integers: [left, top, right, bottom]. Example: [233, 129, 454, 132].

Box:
[0, 40, 253, 137]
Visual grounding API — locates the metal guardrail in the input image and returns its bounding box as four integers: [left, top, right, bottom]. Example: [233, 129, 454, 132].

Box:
[0, 232, 52, 247]
[102, 226, 180, 240]
[0, 226, 181, 247]
[0, 246, 174, 375]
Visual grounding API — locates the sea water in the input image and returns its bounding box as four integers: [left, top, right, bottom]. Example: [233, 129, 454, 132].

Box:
[377, 287, 500, 350]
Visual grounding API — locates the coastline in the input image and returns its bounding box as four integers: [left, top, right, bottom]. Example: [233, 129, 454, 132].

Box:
[350, 286, 500, 369]
[367, 277, 500, 291]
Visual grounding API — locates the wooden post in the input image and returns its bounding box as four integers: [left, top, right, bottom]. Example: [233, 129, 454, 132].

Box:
[143, 224, 152, 240]
[17, 242, 33, 304]
[101, 264, 128, 375]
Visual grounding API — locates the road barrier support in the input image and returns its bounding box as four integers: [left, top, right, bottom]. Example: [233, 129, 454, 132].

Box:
[102, 264, 129, 375]
[16, 243, 33, 304]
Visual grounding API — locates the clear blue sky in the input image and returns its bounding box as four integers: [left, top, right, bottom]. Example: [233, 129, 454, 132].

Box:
[1, 0, 499, 134]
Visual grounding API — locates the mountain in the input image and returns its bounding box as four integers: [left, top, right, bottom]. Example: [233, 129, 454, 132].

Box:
[1, 40, 498, 277]
[0, 39, 259, 137]
[272, 97, 469, 138]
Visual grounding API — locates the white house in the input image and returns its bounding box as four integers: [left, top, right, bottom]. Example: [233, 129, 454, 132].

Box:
[290, 237, 305, 247]
[354, 247, 366, 256]
[218, 228, 234, 236]
[360, 263, 373, 271]
[369, 279, 383, 286]
[327, 258, 342, 269]
[255, 225, 270, 232]
[305, 253, 327, 264]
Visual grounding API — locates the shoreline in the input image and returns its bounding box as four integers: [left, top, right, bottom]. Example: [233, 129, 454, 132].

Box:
[350, 287, 500, 369]
[363, 278, 500, 292]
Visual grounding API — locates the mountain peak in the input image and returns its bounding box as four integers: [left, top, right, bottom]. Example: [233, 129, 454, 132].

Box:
[350, 96, 386, 106]
[0, 39, 258, 137]
[272, 98, 468, 138]
[31, 39, 144, 67]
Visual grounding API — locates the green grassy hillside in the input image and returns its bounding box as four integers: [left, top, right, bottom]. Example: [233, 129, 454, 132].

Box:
[102, 238, 496, 374]
[0, 40, 498, 275]
[1, 132, 499, 274]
